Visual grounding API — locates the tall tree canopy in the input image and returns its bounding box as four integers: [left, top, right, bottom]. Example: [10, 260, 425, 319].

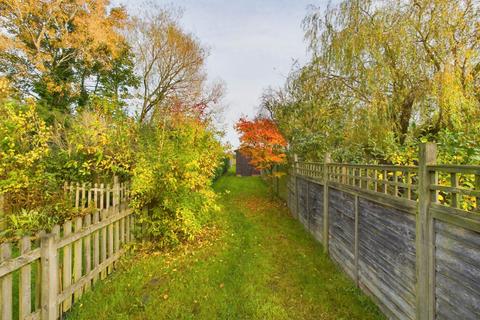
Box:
[263, 0, 480, 164]
[128, 8, 210, 123]
[0, 3, 227, 244]
[0, 0, 134, 114]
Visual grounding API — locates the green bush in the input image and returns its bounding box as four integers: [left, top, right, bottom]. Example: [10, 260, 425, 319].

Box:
[51, 98, 137, 182]
[0, 97, 226, 246]
[212, 157, 230, 182]
[0, 101, 57, 213]
[131, 112, 225, 248]
[0, 98, 137, 237]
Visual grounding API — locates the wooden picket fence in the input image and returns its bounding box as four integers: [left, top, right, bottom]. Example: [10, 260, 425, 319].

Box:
[63, 178, 129, 211]
[0, 179, 134, 320]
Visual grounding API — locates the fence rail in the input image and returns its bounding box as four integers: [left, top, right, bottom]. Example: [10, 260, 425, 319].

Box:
[0, 179, 134, 320]
[287, 143, 480, 320]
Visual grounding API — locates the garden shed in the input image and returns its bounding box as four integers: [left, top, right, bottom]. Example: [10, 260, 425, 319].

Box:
[235, 150, 260, 176]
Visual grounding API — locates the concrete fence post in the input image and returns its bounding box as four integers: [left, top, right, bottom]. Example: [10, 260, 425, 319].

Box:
[416, 143, 436, 320]
[41, 232, 59, 320]
[323, 153, 331, 254]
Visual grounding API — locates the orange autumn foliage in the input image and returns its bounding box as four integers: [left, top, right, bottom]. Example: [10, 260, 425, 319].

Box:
[235, 117, 287, 172]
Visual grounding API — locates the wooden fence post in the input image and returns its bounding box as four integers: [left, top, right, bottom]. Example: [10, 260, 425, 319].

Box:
[113, 176, 120, 212]
[84, 214, 92, 291]
[41, 232, 59, 320]
[0, 193, 5, 231]
[19, 237, 32, 320]
[354, 194, 359, 285]
[306, 178, 311, 231]
[73, 217, 83, 301]
[62, 221, 72, 312]
[274, 165, 279, 196]
[323, 153, 331, 253]
[416, 143, 436, 320]
[294, 154, 299, 218]
[1, 243, 13, 320]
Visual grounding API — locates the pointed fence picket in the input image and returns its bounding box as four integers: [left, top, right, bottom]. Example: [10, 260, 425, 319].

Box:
[63, 180, 130, 212]
[0, 179, 134, 320]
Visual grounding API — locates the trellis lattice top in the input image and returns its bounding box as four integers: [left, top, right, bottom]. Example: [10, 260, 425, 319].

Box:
[295, 162, 324, 179]
[326, 163, 419, 201]
[427, 165, 480, 212]
[293, 162, 419, 200]
[293, 161, 480, 214]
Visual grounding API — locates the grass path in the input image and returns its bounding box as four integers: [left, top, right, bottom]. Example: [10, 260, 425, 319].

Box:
[67, 172, 384, 320]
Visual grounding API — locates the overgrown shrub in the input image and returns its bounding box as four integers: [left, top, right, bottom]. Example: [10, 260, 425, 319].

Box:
[0, 96, 226, 246]
[0, 100, 129, 232]
[131, 112, 224, 248]
[213, 157, 230, 182]
[51, 97, 137, 182]
[3, 209, 59, 239]
[0, 101, 56, 213]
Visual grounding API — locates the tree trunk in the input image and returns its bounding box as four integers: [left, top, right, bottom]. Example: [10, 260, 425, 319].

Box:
[397, 93, 415, 145]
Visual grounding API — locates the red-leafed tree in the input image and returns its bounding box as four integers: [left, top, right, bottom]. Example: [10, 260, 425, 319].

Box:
[235, 117, 287, 190]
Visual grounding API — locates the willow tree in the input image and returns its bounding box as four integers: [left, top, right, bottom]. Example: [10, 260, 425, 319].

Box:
[265, 0, 480, 163]
[260, 63, 351, 161]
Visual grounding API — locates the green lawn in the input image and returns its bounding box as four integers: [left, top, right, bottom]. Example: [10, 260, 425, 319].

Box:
[66, 170, 384, 320]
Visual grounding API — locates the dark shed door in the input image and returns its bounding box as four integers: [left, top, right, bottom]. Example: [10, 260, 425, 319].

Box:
[235, 150, 260, 176]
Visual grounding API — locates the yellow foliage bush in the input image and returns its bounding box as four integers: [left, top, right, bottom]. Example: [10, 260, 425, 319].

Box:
[0, 101, 52, 212]
[131, 112, 224, 248]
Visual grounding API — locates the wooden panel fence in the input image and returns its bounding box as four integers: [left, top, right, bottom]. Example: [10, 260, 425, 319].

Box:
[287, 143, 480, 320]
[0, 179, 134, 320]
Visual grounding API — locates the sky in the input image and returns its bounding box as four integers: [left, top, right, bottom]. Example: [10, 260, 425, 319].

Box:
[117, 0, 327, 148]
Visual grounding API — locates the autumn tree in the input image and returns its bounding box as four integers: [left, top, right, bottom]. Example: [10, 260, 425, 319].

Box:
[235, 117, 287, 192]
[265, 0, 480, 164]
[0, 1, 227, 242]
[76, 43, 139, 108]
[0, 0, 133, 114]
[127, 7, 210, 123]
